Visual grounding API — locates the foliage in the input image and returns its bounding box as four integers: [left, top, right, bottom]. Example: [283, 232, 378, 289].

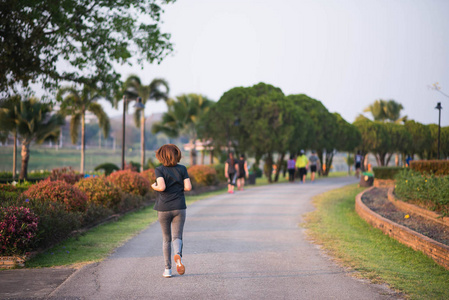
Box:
[0, 98, 64, 180]
[409, 160, 449, 176]
[353, 118, 391, 166]
[125, 161, 141, 172]
[404, 120, 432, 159]
[372, 167, 403, 179]
[363, 99, 407, 123]
[0, 206, 39, 255]
[427, 125, 449, 159]
[94, 163, 120, 176]
[395, 169, 449, 215]
[75, 177, 122, 209]
[1, 0, 176, 97]
[187, 165, 219, 187]
[23, 180, 88, 212]
[141, 169, 156, 184]
[49, 167, 84, 184]
[107, 170, 150, 196]
[213, 164, 227, 182]
[153, 93, 214, 165]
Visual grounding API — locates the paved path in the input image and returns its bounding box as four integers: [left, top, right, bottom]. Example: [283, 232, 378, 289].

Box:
[15, 178, 401, 299]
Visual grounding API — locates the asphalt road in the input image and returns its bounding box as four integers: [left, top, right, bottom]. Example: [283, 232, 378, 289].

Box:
[47, 177, 399, 300]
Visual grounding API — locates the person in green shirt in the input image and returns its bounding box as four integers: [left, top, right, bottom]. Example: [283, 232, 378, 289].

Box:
[295, 150, 309, 183]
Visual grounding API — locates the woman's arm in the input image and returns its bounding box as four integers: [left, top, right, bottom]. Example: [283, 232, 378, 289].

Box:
[184, 178, 192, 191]
[244, 162, 249, 177]
[224, 163, 229, 178]
[151, 177, 166, 192]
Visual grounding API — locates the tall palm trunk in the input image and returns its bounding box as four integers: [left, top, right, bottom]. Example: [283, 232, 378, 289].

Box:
[81, 113, 85, 174]
[13, 131, 17, 179]
[141, 115, 145, 172]
[19, 139, 31, 180]
[190, 140, 197, 166]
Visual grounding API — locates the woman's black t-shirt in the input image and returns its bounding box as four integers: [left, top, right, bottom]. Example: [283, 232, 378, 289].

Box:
[154, 164, 189, 211]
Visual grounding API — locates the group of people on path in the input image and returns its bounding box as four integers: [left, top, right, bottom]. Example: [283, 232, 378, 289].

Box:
[224, 152, 249, 193]
[287, 150, 320, 183]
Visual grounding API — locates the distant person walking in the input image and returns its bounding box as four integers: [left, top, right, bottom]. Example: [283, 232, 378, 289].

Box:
[151, 144, 192, 278]
[355, 151, 363, 178]
[308, 150, 319, 182]
[225, 152, 239, 193]
[287, 154, 296, 182]
[237, 154, 249, 191]
[295, 150, 309, 183]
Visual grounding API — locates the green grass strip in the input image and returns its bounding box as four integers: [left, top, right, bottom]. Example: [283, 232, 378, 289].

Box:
[304, 184, 449, 300]
[26, 188, 226, 268]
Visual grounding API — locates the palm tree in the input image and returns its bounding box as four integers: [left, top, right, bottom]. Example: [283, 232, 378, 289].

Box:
[10, 98, 64, 179]
[57, 85, 110, 174]
[364, 99, 407, 123]
[0, 95, 21, 179]
[152, 94, 213, 166]
[122, 75, 170, 171]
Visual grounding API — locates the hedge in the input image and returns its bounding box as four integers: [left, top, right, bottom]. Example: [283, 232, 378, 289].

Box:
[410, 160, 449, 176]
[372, 167, 404, 180]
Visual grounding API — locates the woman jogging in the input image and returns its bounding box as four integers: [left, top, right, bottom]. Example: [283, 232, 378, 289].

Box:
[237, 154, 249, 191]
[151, 144, 192, 278]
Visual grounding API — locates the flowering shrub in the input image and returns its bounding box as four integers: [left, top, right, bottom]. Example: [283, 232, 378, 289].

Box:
[0, 206, 39, 255]
[49, 167, 84, 184]
[395, 168, 449, 215]
[22, 180, 88, 212]
[107, 170, 150, 196]
[188, 165, 219, 187]
[410, 160, 449, 176]
[141, 169, 156, 184]
[75, 177, 122, 209]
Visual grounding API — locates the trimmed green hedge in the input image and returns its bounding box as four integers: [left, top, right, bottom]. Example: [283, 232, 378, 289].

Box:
[373, 167, 403, 180]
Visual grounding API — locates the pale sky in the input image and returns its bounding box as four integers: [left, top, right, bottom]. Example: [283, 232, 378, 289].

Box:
[101, 0, 449, 126]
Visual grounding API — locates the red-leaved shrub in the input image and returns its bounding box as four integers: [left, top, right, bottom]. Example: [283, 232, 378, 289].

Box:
[141, 169, 156, 184]
[75, 177, 122, 209]
[49, 167, 84, 184]
[0, 206, 39, 255]
[107, 170, 150, 196]
[23, 180, 88, 212]
[187, 165, 218, 187]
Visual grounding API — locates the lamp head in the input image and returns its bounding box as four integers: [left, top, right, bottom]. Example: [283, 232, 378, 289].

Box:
[134, 97, 145, 109]
[435, 102, 442, 110]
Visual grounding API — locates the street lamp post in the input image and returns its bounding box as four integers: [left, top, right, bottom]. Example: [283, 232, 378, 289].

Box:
[435, 102, 443, 160]
[122, 95, 145, 170]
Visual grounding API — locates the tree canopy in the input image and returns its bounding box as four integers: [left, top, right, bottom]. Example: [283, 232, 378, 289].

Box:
[0, 0, 175, 97]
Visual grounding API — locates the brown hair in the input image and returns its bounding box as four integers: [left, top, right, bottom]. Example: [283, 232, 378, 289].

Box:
[156, 144, 182, 167]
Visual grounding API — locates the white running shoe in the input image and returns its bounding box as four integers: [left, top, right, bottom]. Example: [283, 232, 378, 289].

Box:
[162, 269, 172, 278]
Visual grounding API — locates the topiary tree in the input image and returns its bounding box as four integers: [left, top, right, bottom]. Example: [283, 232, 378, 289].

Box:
[94, 163, 120, 176]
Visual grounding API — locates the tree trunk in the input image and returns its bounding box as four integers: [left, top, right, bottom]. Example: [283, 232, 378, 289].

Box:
[190, 139, 197, 166]
[386, 153, 394, 166]
[98, 130, 101, 149]
[395, 153, 399, 166]
[140, 115, 145, 172]
[263, 154, 273, 183]
[201, 150, 205, 165]
[317, 150, 324, 176]
[81, 113, 85, 174]
[19, 139, 31, 180]
[274, 153, 285, 182]
[209, 150, 214, 164]
[364, 154, 369, 171]
[12, 132, 17, 180]
[323, 151, 334, 176]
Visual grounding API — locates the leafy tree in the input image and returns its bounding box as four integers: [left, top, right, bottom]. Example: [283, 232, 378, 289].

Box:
[364, 99, 407, 123]
[427, 124, 449, 159]
[57, 85, 110, 173]
[383, 123, 412, 165]
[0, 95, 21, 178]
[152, 94, 213, 166]
[404, 120, 432, 159]
[12, 98, 64, 179]
[121, 75, 169, 171]
[1, 0, 175, 97]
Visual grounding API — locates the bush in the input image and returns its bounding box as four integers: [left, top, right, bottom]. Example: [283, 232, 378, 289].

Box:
[188, 165, 219, 187]
[395, 168, 449, 215]
[75, 177, 122, 209]
[213, 164, 226, 182]
[125, 161, 140, 172]
[94, 163, 120, 176]
[22, 180, 88, 212]
[49, 167, 84, 184]
[108, 170, 150, 196]
[410, 160, 449, 176]
[373, 167, 403, 180]
[0, 206, 39, 255]
[141, 169, 156, 184]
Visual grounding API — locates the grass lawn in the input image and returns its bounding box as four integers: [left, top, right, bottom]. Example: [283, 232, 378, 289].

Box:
[304, 184, 449, 300]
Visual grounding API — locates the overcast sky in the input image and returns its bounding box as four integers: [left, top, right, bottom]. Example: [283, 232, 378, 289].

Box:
[101, 0, 449, 126]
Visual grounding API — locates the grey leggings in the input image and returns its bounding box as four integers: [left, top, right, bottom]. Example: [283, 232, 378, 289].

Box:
[158, 209, 186, 269]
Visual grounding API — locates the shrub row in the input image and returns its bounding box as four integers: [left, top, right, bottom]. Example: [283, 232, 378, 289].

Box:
[409, 160, 449, 176]
[373, 167, 404, 180]
[394, 168, 449, 216]
[188, 165, 219, 187]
